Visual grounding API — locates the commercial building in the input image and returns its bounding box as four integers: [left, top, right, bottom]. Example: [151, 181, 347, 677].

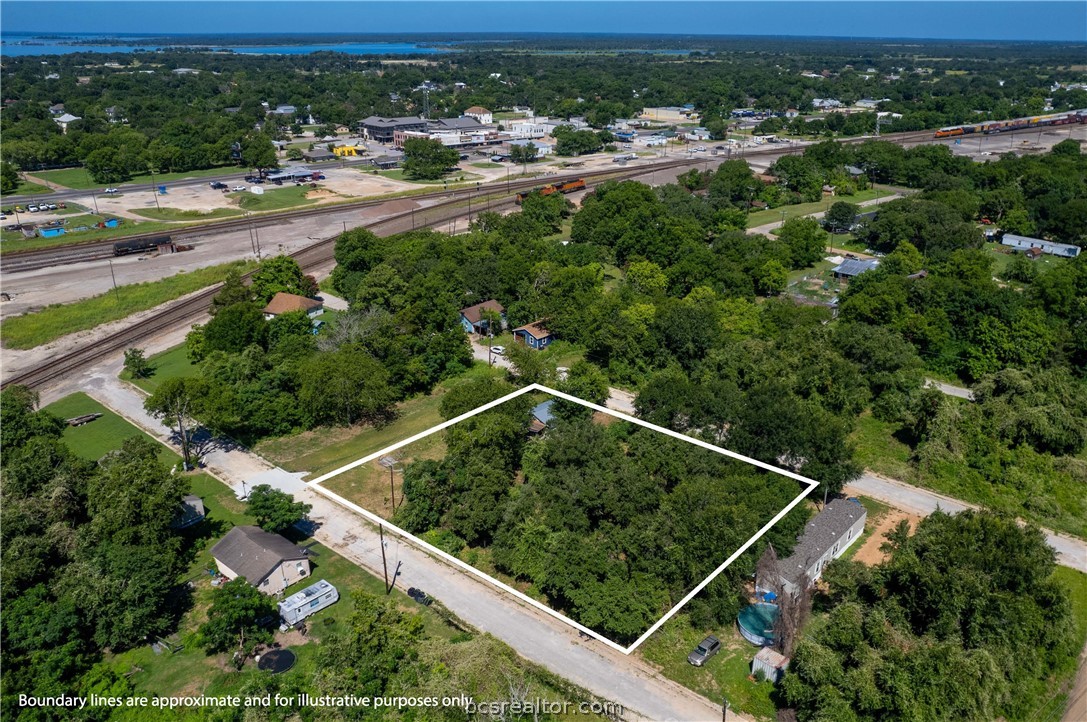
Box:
[359, 116, 427, 143]
[463, 106, 493, 125]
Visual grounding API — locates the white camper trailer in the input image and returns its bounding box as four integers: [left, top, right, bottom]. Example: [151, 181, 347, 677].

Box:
[278, 579, 339, 626]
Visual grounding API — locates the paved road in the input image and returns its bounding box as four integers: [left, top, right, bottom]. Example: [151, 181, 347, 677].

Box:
[75, 355, 729, 722]
[923, 378, 975, 401]
[845, 473, 1086, 571]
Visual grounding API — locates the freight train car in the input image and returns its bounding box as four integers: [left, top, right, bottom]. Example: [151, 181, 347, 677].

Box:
[515, 178, 587, 204]
[113, 235, 173, 256]
[935, 109, 1087, 138]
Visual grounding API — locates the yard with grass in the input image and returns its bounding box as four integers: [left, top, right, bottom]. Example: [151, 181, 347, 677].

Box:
[640, 615, 777, 720]
[125, 343, 203, 393]
[2, 179, 53, 197]
[233, 185, 336, 212]
[470, 161, 504, 169]
[747, 187, 891, 228]
[2, 260, 253, 349]
[35, 165, 238, 191]
[131, 207, 244, 222]
[376, 169, 484, 184]
[43, 392, 183, 467]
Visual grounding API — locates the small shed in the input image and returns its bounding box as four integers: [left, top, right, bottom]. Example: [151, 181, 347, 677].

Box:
[262, 292, 324, 320]
[528, 400, 554, 435]
[171, 495, 206, 529]
[513, 321, 554, 350]
[370, 155, 401, 169]
[753, 647, 790, 684]
[278, 579, 339, 625]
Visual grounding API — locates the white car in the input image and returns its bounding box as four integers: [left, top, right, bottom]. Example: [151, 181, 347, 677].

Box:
[103, 188, 118, 194]
[490, 346, 506, 356]
[232, 185, 247, 192]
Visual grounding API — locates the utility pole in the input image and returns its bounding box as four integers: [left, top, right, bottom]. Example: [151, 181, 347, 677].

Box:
[108, 260, 120, 303]
[149, 168, 161, 211]
[379, 524, 391, 594]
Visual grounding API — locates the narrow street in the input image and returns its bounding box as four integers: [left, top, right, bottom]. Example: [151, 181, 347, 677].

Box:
[81, 367, 732, 722]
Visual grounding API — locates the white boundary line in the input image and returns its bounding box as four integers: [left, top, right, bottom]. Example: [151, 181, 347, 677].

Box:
[308, 382, 818, 654]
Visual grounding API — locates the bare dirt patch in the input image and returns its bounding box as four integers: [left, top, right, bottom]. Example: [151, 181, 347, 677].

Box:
[853, 508, 921, 566]
[306, 189, 337, 200]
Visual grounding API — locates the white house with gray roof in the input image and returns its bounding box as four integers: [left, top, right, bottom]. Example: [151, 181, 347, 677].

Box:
[211, 526, 310, 596]
[774, 499, 867, 597]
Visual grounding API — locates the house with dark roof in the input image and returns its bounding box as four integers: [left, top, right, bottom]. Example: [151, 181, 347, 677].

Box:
[302, 148, 335, 162]
[459, 299, 505, 335]
[211, 526, 311, 595]
[430, 116, 485, 133]
[774, 499, 866, 596]
[513, 321, 554, 350]
[262, 292, 323, 320]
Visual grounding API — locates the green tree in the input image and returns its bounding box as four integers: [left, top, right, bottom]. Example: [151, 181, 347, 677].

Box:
[241, 133, 278, 172]
[250, 256, 314, 303]
[246, 485, 312, 533]
[198, 578, 277, 656]
[298, 346, 396, 426]
[402, 137, 459, 180]
[755, 259, 789, 296]
[203, 302, 267, 354]
[509, 142, 538, 165]
[0, 161, 19, 194]
[778, 217, 829, 269]
[210, 266, 252, 314]
[123, 347, 151, 379]
[0, 386, 65, 450]
[144, 377, 207, 468]
[824, 201, 860, 233]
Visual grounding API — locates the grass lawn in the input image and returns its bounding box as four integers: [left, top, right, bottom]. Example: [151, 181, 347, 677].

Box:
[747, 188, 890, 228]
[848, 411, 915, 482]
[2, 179, 53, 197]
[377, 169, 484, 184]
[640, 616, 777, 720]
[470, 161, 504, 169]
[126, 344, 202, 394]
[43, 392, 182, 466]
[35, 166, 237, 191]
[234, 185, 335, 212]
[130, 207, 243, 222]
[2, 260, 253, 349]
[985, 241, 1067, 278]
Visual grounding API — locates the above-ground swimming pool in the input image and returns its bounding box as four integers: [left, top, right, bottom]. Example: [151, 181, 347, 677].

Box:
[738, 603, 780, 646]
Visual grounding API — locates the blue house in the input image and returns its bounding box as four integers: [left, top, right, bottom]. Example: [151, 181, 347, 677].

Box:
[529, 400, 554, 435]
[459, 299, 505, 335]
[513, 321, 554, 350]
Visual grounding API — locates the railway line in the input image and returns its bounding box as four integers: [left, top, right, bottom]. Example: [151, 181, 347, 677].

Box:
[0, 157, 699, 391]
[0, 124, 1046, 391]
[1, 127, 943, 275]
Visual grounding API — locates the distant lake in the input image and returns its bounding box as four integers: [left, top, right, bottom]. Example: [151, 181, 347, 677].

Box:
[0, 35, 452, 57]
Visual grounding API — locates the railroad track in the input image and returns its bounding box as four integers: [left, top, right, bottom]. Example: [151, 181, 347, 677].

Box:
[1, 158, 701, 391]
[1, 128, 947, 275]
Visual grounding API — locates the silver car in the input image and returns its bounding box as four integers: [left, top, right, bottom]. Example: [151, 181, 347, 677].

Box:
[687, 635, 721, 666]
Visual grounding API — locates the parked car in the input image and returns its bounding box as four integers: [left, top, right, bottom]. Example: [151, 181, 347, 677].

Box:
[407, 587, 432, 606]
[209, 181, 228, 190]
[490, 345, 506, 356]
[27, 204, 39, 212]
[103, 188, 119, 194]
[232, 185, 247, 192]
[46, 203, 57, 210]
[687, 635, 721, 666]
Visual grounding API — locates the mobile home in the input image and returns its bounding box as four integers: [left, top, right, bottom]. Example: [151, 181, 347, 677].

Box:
[278, 579, 339, 625]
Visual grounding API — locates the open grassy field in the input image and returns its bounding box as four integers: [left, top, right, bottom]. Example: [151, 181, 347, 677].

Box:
[2, 260, 253, 349]
[233, 184, 336, 212]
[2, 179, 53, 197]
[377, 169, 484, 184]
[35, 165, 237, 191]
[44, 392, 182, 466]
[640, 615, 777, 720]
[126, 344, 202, 394]
[130, 207, 244, 221]
[747, 188, 890, 228]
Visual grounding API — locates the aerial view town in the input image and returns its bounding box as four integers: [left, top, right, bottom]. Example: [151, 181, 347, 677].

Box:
[1, 1, 1085, 720]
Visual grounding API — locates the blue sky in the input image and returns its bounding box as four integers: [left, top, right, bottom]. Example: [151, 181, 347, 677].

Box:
[2, 2, 1085, 42]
